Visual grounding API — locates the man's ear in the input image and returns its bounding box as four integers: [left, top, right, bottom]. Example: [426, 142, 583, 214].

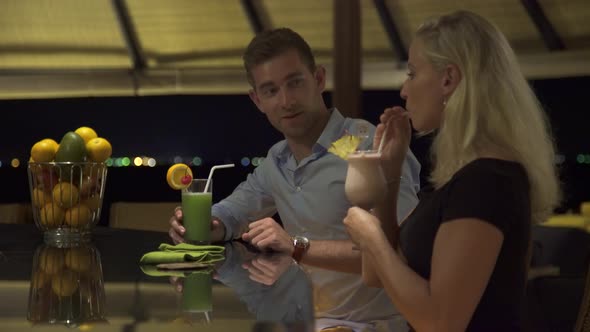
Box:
[315, 65, 327, 92]
[248, 89, 264, 113]
[442, 63, 462, 95]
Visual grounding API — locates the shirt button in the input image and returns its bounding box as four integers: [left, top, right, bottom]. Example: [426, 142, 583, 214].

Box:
[296, 186, 301, 192]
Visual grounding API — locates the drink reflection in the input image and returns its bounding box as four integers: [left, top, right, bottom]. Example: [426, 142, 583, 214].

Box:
[215, 241, 314, 332]
[27, 242, 106, 327]
[165, 241, 399, 331]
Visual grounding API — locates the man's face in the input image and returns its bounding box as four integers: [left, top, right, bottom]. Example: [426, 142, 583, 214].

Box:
[248, 49, 326, 140]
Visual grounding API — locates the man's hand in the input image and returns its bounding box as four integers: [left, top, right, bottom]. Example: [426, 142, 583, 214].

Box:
[168, 206, 227, 244]
[241, 218, 293, 253]
[242, 254, 294, 286]
[169, 206, 185, 244]
[169, 276, 184, 292]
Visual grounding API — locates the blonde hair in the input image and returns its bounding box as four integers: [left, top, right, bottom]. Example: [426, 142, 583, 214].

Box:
[416, 10, 560, 224]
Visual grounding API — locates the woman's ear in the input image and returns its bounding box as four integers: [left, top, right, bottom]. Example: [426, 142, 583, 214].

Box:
[442, 63, 462, 95]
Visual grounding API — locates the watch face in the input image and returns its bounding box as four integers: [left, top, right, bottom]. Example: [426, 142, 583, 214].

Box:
[293, 236, 309, 248]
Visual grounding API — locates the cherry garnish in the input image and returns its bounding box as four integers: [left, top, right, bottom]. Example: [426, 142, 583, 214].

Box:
[181, 174, 192, 185]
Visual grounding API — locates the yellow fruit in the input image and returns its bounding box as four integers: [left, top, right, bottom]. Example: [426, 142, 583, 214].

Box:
[86, 137, 112, 162]
[64, 203, 92, 227]
[74, 126, 98, 144]
[38, 247, 65, 275]
[52, 182, 80, 208]
[31, 187, 52, 208]
[166, 163, 193, 190]
[52, 182, 78, 207]
[83, 195, 101, 212]
[39, 203, 65, 228]
[30, 138, 59, 162]
[31, 269, 51, 289]
[51, 270, 79, 297]
[328, 135, 361, 160]
[65, 247, 92, 273]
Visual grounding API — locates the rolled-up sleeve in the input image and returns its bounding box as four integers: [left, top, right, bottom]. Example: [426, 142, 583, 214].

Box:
[212, 158, 277, 241]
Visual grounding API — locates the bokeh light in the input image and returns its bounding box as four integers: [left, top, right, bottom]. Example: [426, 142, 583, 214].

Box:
[241, 157, 250, 167]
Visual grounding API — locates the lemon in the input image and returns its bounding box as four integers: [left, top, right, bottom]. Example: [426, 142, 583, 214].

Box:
[83, 195, 101, 212]
[52, 182, 80, 208]
[51, 269, 79, 297]
[86, 137, 112, 162]
[39, 202, 65, 228]
[64, 203, 92, 227]
[30, 138, 59, 162]
[65, 247, 92, 272]
[31, 269, 51, 289]
[74, 126, 98, 144]
[38, 247, 65, 275]
[31, 187, 52, 207]
[166, 163, 193, 190]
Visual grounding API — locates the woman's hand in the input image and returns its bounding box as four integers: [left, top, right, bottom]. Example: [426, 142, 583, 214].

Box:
[343, 207, 386, 250]
[373, 106, 411, 180]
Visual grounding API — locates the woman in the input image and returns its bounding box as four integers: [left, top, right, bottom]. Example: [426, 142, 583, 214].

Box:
[343, 10, 560, 332]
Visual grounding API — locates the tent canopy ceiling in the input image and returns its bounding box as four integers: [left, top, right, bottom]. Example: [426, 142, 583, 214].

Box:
[0, 0, 589, 98]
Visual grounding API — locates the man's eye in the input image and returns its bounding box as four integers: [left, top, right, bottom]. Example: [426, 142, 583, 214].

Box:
[406, 72, 415, 79]
[262, 87, 278, 96]
[288, 78, 303, 87]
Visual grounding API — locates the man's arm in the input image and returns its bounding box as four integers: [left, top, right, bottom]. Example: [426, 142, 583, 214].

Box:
[242, 218, 362, 273]
[299, 239, 362, 274]
[212, 159, 277, 241]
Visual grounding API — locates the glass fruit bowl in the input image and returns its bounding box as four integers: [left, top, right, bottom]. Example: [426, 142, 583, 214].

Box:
[27, 243, 107, 327]
[27, 162, 107, 246]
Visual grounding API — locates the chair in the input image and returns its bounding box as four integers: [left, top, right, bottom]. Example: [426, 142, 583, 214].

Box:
[576, 262, 590, 332]
[0, 203, 33, 224]
[526, 225, 590, 331]
[108, 202, 180, 232]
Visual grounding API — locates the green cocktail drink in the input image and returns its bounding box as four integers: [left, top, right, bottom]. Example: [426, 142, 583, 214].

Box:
[182, 179, 212, 244]
[181, 272, 213, 314]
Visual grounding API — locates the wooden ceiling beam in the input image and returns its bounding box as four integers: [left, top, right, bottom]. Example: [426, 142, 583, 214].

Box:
[373, 0, 408, 62]
[520, 0, 565, 51]
[241, 0, 273, 34]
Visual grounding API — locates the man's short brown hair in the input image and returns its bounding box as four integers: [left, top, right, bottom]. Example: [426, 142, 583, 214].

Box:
[243, 28, 316, 87]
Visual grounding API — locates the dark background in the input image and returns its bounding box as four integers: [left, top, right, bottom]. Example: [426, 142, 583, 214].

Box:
[1, 76, 588, 225]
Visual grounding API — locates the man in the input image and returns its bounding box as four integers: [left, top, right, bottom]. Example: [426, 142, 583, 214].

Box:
[170, 28, 421, 329]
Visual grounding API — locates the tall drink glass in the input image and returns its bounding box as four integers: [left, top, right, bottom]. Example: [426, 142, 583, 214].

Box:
[181, 179, 212, 244]
[181, 272, 213, 324]
[345, 150, 387, 210]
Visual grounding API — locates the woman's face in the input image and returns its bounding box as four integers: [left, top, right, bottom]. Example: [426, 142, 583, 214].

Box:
[400, 39, 447, 132]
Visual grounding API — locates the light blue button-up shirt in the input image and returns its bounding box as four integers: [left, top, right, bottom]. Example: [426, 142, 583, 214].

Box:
[212, 109, 421, 324]
[212, 108, 420, 241]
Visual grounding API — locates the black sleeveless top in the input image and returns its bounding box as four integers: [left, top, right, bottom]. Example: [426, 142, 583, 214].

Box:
[400, 159, 531, 331]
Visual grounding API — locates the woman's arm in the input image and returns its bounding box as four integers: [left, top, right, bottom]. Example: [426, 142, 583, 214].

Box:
[361, 178, 401, 287]
[366, 217, 503, 331]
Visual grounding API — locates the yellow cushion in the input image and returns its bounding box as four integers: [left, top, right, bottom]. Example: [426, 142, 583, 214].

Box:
[542, 214, 590, 232]
[109, 202, 179, 232]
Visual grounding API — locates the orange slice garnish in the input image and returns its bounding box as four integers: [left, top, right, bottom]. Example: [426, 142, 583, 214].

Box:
[166, 163, 193, 190]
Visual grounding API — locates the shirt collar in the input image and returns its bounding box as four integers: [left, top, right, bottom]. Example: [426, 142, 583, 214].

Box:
[275, 108, 346, 161]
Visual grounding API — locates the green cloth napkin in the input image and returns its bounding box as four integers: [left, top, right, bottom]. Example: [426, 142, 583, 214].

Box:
[140, 264, 214, 278]
[139, 243, 225, 265]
